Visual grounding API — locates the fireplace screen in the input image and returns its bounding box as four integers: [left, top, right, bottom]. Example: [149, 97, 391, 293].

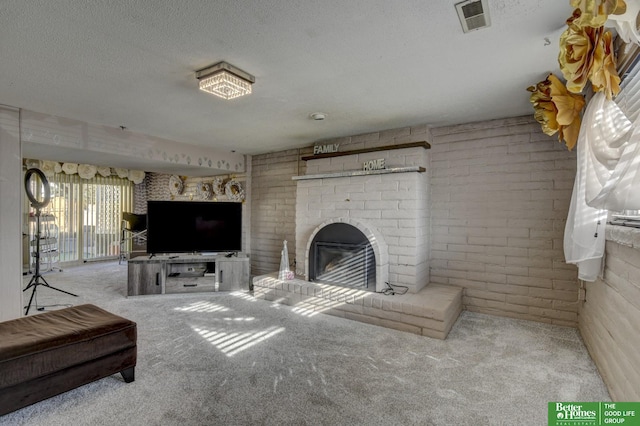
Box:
[313, 242, 375, 289]
[308, 223, 375, 290]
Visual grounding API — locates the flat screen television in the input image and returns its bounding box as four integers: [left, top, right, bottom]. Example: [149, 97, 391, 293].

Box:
[146, 201, 242, 254]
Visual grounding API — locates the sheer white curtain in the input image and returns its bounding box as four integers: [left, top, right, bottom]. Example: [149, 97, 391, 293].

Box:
[563, 7, 640, 281]
[564, 40, 640, 281]
[564, 92, 639, 280]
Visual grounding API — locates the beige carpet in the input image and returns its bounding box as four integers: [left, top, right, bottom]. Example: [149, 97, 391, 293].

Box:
[4, 261, 610, 425]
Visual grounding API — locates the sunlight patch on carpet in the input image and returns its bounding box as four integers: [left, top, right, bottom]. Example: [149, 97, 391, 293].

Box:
[291, 297, 348, 317]
[174, 301, 230, 313]
[193, 326, 285, 357]
[229, 291, 258, 302]
[221, 317, 255, 322]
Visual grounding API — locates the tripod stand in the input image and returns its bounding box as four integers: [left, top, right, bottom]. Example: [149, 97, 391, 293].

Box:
[23, 168, 78, 315]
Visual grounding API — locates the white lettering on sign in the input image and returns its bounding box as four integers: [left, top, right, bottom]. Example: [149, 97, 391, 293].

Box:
[363, 159, 386, 171]
[313, 144, 340, 155]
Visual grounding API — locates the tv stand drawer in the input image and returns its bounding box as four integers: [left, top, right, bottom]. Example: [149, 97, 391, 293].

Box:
[165, 276, 216, 293]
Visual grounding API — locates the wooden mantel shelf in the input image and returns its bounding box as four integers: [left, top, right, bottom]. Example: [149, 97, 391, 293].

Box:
[292, 166, 426, 181]
[300, 141, 430, 161]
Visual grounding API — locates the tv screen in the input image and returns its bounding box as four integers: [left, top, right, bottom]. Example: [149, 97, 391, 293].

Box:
[146, 201, 242, 254]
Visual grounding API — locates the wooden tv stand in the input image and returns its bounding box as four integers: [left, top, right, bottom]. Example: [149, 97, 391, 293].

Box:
[127, 253, 249, 296]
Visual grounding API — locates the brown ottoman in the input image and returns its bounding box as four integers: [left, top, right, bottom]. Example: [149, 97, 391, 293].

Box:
[0, 304, 137, 415]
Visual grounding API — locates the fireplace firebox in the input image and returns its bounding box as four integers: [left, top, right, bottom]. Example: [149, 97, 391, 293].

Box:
[309, 223, 375, 290]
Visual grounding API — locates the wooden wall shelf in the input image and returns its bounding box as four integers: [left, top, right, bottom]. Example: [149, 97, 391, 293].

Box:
[292, 166, 426, 181]
[301, 141, 430, 161]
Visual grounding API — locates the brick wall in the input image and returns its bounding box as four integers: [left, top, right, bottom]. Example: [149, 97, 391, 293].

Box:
[429, 116, 580, 326]
[250, 149, 309, 275]
[579, 231, 640, 401]
[251, 116, 580, 325]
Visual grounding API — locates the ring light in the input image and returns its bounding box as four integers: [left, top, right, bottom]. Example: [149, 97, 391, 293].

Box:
[24, 168, 51, 209]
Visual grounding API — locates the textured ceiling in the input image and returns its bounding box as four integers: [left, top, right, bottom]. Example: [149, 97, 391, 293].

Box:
[0, 0, 572, 158]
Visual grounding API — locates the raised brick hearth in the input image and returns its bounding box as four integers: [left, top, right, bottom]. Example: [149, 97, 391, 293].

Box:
[252, 273, 462, 339]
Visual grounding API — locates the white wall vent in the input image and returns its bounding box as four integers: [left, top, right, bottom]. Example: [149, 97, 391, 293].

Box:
[455, 0, 491, 33]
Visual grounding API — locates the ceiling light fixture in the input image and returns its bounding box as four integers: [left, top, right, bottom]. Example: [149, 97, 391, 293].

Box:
[196, 61, 255, 100]
[309, 112, 327, 121]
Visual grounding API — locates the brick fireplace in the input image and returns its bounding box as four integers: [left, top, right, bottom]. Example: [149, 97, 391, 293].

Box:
[293, 144, 430, 293]
[253, 141, 463, 339]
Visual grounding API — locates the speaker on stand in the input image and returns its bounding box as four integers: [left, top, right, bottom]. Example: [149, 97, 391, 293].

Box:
[23, 168, 78, 315]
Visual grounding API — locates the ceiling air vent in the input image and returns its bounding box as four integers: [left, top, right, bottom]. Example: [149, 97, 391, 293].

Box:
[455, 0, 491, 33]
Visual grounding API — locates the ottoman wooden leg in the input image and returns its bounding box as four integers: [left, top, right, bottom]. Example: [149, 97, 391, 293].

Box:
[121, 367, 135, 383]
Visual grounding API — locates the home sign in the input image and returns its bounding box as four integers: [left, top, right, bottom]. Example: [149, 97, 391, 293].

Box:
[363, 158, 386, 171]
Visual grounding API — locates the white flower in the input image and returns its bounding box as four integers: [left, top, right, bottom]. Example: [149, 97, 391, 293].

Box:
[128, 170, 145, 184]
[62, 163, 78, 175]
[78, 164, 97, 179]
[97, 166, 111, 177]
[114, 168, 129, 178]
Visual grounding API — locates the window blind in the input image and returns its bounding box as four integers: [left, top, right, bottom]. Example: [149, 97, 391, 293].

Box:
[612, 47, 640, 219]
[616, 54, 640, 122]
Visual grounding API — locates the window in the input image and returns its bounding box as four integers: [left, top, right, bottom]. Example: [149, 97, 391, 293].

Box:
[616, 48, 640, 128]
[42, 173, 134, 263]
[611, 44, 640, 221]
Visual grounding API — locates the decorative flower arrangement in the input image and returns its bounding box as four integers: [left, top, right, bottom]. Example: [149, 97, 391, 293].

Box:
[558, 9, 605, 94]
[589, 31, 621, 99]
[528, 0, 627, 149]
[569, 0, 627, 27]
[527, 74, 586, 150]
[24, 158, 145, 182]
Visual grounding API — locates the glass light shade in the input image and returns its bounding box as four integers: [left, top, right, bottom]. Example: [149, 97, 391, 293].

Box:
[198, 71, 252, 100]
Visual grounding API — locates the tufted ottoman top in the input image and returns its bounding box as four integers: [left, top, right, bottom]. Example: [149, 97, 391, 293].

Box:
[0, 304, 137, 389]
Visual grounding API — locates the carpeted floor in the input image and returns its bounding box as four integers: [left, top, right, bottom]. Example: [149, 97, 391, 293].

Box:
[5, 261, 609, 425]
